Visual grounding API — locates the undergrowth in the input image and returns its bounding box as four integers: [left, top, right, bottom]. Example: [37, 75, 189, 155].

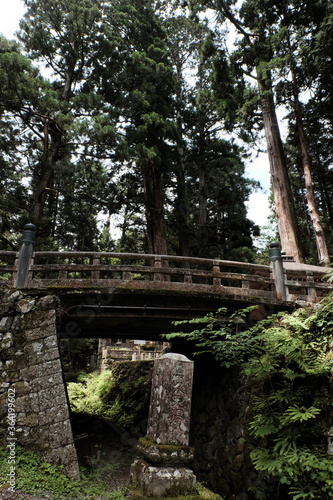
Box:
[0, 445, 128, 499]
[67, 361, 151, 429]
[166, 296, 333, 499]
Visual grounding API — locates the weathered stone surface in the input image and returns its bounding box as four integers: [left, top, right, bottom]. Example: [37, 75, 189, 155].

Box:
[137, 438, 194, 466]
[0, 316, 13, 333]
[37, 295, 59, 310]
[189, 355, 255, 500]
[16, 298, 36, 314]
[0, 290, 80, 480]
[147, 353, 194, 446]
[130, 459, 196, 497]
[132, 353, 197, 498]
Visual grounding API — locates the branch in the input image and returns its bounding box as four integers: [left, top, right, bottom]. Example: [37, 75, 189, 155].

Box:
[213, 0, 256, 43]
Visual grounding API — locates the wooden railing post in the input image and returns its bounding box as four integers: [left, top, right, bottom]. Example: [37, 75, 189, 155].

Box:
[212, 261, 221, 286]
[14, 223, 36, 289]
[92, 254, 101, 281]
[270, 241, 287, 301]
[306, 271, 317, 303]
[153, 256, 163, 281]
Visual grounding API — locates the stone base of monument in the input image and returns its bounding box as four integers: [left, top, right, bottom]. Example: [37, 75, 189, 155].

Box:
[130, 459, 197, 498]
[129, 459, 223, 500]
[137, 437, 194, 466]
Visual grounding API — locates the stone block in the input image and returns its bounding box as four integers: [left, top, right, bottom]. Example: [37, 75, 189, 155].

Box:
[37, 295, 59, 311]
[38, 405, 69, 426]
[16, 298, 36, 314]
[11, 314, 27, 335]
[47, 420, 74, 448]
[34, 372, 64, 391]
[130, 459, 196, 498]
[7, 291, 24, 303]
[37, 385, 68, 412]
[1, 331, 13, 349]
[0, 316, 13, 333]
[35, 359, 63, 377]
[42, 444, 80, 480]
[25, 310, 56, 331]
[12, 380, 31, 396]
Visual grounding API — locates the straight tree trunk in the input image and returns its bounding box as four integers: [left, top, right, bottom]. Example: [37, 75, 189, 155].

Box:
[143, 160, 168, 256]
[289, 58, 330, 266]
[211, 2, 304, 262]
[257, 69, 304, 262]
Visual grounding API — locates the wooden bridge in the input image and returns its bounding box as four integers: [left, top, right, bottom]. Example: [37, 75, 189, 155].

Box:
[0, 225, 332, 338]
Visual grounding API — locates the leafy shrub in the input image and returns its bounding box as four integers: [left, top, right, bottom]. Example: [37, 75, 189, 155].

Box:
[67, 361, 152, 430]
[166, 298, 333, 499]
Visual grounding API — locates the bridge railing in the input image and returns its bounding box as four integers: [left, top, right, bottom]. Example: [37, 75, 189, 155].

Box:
[284, 268, 332, 303]
[0, 227, 331, 303]
[23, 251, 275, 298]
[0, 248, 277, 299]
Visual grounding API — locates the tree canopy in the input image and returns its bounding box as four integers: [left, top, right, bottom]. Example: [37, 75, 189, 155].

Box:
[1, 0, 333, 265]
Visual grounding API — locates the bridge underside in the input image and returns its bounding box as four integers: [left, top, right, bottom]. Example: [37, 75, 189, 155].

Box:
[57, 288, 294, 340]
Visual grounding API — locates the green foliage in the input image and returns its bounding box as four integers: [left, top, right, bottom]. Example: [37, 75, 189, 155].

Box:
[0, 445, 127, 499]
[67, 370, 115, 416]
[67, 362, 151, 430]
[167, 295, 333, 499]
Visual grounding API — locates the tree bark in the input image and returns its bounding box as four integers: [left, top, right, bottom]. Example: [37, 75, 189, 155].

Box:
[257, 68, 304, 262]
[209, 1, 304, 262]
[29, 121, 63, 221]
[289, 58, 330, 266]
[143, 160, 168, 256]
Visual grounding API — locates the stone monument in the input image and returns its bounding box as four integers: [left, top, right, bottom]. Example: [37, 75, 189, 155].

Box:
[130, 352, 196, 498]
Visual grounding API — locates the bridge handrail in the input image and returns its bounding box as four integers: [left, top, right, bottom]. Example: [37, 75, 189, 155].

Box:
[30, 251, 271, 271]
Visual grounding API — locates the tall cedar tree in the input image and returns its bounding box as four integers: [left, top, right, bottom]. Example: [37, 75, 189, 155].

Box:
[99, 0, 175, 256]
[17, 0, 119, 248]
[190, 0, 305, 261]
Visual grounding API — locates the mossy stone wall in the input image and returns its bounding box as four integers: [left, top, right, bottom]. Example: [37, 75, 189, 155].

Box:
[0, 289, 80, 479]
[189, 355, 255, 500]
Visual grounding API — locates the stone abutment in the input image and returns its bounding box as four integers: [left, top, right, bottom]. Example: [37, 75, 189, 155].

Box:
[0, 289, 80, 479]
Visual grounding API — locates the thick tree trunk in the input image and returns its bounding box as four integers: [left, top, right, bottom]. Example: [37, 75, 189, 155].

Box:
[257, 70, 304, 262]
[290, 61, 330, 266]
[213, 2, 304, 262]
[143, 161, 168, 256]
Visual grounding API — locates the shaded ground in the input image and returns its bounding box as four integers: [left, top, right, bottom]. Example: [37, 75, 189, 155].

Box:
[72, 412, 139, 489]
[0, 415, 137, 499]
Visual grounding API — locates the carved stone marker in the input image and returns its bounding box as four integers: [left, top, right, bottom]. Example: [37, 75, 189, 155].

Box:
[147, 352, 194, 446]
[130, 353, 196, 498]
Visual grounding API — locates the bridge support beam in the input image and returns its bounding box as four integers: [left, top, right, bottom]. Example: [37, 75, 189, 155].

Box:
[270, 241, 288, 301]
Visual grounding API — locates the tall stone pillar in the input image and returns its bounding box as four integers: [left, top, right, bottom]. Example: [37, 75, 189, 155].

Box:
[130, 353, 196, 498]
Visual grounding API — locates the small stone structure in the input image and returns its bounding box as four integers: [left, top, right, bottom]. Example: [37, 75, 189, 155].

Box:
[0, 289, 80, 480]
[98, 338, 169, 371]
[130, 352, 198, 498]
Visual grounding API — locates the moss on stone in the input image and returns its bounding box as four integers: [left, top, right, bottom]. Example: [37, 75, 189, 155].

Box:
[138, 437, 192, 454]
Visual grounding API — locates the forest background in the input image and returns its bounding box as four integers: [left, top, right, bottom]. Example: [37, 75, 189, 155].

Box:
[1, 0, 333, 266]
